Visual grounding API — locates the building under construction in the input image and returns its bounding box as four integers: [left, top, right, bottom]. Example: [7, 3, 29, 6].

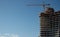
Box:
[40, 7, 60, 37]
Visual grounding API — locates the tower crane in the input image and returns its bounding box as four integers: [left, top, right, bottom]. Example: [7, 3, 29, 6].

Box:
[27, 0, 50, 11]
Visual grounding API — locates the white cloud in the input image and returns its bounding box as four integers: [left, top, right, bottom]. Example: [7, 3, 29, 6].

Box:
[0, 36, 6, 37]
[0, 33, 19, 37]
[11, 34, 19, 37]
[4, 33, 10, 36]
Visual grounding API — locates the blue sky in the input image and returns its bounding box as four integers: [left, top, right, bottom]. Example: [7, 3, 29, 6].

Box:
[0, 0, 60, 37]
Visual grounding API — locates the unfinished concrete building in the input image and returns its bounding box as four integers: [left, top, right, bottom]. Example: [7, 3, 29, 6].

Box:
[40, 8, 60, 37]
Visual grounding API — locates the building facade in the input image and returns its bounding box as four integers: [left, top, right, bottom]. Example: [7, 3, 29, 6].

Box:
[40, 8, 60, 37]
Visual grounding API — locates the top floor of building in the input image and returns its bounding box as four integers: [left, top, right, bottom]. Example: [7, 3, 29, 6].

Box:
[40, 7, 60, 17]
